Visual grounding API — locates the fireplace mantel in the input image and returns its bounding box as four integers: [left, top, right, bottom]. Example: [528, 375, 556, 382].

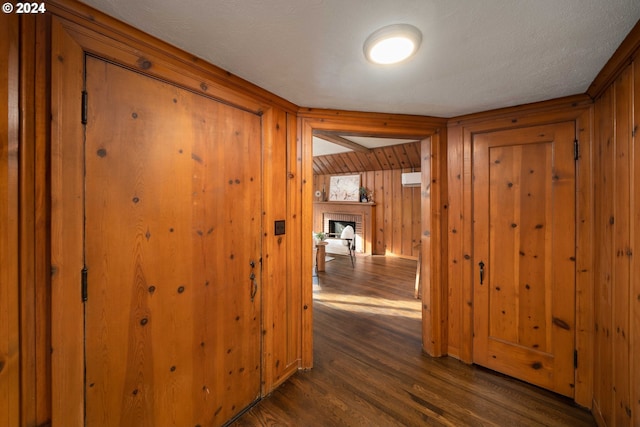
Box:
[314, 201, 376, 206]
[313, 202, 377, 255]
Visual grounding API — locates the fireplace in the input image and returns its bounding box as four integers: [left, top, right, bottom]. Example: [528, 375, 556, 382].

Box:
[323, 213, 363, 252]
[328, 220, 356, 237]
[314, 202, 376, 254]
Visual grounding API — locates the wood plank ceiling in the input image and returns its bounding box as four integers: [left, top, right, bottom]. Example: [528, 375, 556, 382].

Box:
[313, 141, 421, 175]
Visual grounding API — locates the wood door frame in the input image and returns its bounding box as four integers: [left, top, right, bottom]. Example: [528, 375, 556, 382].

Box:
[298, 109, 448, 367]
[447, 97, 594, 407]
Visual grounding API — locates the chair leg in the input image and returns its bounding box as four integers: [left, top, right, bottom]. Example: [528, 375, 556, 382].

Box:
[348, 239, 355, 267]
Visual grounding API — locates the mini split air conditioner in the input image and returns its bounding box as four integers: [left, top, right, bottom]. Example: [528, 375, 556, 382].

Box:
[401, 172, 421, 187]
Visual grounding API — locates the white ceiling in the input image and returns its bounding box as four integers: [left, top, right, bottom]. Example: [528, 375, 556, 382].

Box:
[80, 0, 639, 119]
[313, 135, 417, 156]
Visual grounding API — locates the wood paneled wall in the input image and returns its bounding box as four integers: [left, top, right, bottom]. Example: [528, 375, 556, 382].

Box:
[2, 1, 637, 425]
[1, 12, 20, 427]
[9, 1, 303, 425]
[313, 170, 421, 258]
[262, 109, 303, 390]
[591, 58, 640, 427]
[420, 132, 448, 357]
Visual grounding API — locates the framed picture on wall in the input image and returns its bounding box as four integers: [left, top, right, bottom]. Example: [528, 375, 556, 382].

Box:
[328, 175, 360, 201]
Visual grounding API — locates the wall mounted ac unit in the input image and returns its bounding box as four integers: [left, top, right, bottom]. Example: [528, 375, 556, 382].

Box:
[401, 172, 421, 187]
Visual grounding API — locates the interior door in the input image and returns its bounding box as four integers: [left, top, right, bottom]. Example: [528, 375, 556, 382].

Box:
[472, 122, 576, 397]
[84, 57, 262, 426]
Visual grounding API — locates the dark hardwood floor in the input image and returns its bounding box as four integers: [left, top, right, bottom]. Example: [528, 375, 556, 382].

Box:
[233, 255, 595, 427]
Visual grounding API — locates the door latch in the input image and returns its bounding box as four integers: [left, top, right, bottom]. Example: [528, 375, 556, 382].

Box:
[479, 261, 485, 285]
[249, 260, 257, 301]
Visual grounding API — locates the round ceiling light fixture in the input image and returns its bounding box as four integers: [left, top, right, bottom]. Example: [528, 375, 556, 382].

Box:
[363, 24, 422, 65]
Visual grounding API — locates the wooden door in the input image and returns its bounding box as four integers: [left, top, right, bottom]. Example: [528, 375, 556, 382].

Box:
[472, 122, 576, 397]
[84, 57, 262, 426]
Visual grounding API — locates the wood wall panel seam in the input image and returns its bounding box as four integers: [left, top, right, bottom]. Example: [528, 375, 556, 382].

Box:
[630, 57, 640, 427]
[300, 120, 315, 369]
[592, 87, 615, 425]
[611, 65, 633, 426]
[19, 13, 39, 427]
[34, 14, 53, 426]
[573, 108, 595, 409]
[1, 11, 21, 427]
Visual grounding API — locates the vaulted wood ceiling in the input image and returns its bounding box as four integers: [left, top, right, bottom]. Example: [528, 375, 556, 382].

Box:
[313, 141, 421, 175]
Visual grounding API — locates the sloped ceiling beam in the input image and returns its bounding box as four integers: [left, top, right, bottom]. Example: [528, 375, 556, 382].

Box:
[313, 131, 371, 153]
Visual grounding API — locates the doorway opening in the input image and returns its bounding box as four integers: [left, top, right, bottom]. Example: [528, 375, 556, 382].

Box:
[304, 120, 441, 368]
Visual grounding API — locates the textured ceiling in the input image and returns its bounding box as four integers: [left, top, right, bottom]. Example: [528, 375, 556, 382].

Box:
[79, 0, 640, 118]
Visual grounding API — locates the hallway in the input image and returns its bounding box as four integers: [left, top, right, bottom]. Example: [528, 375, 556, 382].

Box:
[234, 255, 594, 426]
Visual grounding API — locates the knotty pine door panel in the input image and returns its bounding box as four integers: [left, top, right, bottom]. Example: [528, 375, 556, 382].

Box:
[472, 122, 576, 397]
[84, 57, 261, 426]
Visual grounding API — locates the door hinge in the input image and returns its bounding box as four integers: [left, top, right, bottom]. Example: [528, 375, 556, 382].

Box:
[81, 91, 88, 125]
[81, 266, 88, 302]
[574, 139, 579, 161]
[574, 349, 578, 369]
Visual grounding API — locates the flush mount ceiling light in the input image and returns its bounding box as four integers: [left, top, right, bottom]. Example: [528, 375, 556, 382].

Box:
[363, 24, 422, 65]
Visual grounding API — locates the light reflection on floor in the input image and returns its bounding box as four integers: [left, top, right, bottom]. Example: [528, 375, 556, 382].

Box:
[313, 289, 421, 319]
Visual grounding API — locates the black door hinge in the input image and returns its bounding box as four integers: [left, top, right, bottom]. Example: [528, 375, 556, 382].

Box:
[574, 349, 578, 369]
[81, 266, 88, 302]
[81, 91, 88, 125]
[574, 139, 579, 161]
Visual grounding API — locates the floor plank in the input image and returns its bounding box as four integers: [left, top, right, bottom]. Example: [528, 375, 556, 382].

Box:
[233, 255, 595, 427]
